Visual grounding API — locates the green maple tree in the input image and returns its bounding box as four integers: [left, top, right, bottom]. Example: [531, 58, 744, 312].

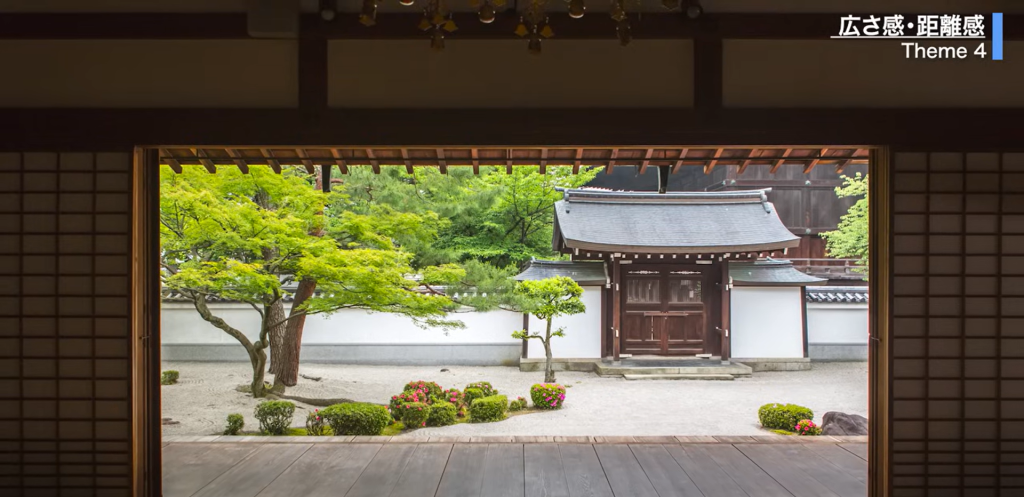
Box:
[820, 173, 869, 278]
[160, 166, 463, 397]
[511, 277, 587, 383]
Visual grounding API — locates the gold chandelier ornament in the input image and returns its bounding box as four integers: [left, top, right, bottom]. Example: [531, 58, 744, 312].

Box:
[418, 0, 457, 50]
[567, 0, 585, 19]
[609, 0, 632, 46]
[616, 18, 631, 45]
[470, 0, 505, 25]
[516, 0, 552, 54]
[400, 0, 416, 5]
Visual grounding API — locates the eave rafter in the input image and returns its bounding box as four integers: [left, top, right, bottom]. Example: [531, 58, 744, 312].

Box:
[158, 146, 871, 176]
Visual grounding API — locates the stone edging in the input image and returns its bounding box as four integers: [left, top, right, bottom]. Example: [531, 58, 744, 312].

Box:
[162, 434, 868, 444]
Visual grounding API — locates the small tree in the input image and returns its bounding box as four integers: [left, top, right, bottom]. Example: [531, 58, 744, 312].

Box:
[820, 173, 868, 278]
[511, 277, 586, 383]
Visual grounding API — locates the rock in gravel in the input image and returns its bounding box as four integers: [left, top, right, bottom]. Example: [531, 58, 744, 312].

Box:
[161, 418, 180, 426]
[440, 368, 450, 372]
[300, 374, 322, 382]
[821, 411, 868, 436]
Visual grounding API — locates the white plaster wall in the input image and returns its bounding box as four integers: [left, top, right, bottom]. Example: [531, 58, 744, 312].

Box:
[526, 286, 604, 359]
[729, 287, 804, 358]
[807, 303, 869, 345]
[160, 303, 522, 345]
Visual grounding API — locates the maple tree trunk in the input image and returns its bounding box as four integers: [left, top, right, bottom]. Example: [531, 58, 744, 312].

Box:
[273, 278, 317, 387]
[544, 318, 556, 383]
[266, 300, 287, 376]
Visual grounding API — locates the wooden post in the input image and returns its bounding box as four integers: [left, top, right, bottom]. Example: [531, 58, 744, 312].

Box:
[720, 261, 731, 363]
[801, 286, 809, 358]
[612, 258, 621, 361]
[521, 313, 529, 359]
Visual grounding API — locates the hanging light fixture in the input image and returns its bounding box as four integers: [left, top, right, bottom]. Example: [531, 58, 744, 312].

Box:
[400, 0, 416, 5]
[359, 0, 378, 26]
[567, 0, 585, 19]
[516, 0, 552, 54]
[684, 0, 703, 19]
[660, 0, 679, 10]
[318, 0, 337, 21]
[420, 0, 457, 50]
[616, 18, 631, 46]
[478, 0, 497, 23]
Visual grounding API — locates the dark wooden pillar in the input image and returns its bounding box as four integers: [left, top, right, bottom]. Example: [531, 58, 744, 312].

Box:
[521, 313, 529, 359]
[800, 286, 809, 358]
[612, 257, 622, 361]
[720, 261, 731, 362]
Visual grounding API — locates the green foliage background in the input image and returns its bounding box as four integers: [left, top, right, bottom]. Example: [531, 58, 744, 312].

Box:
[820, 173, 868, 277]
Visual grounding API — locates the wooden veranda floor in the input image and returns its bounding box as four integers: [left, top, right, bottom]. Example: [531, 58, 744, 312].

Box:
[162, 438, 868, 497]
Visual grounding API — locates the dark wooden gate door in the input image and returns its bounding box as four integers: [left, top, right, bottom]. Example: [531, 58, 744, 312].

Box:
[621, 266, 707, 355]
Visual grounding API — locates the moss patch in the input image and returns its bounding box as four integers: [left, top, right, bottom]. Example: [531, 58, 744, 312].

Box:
[382, 422, 406, 436]
[768, 429, 797, 436]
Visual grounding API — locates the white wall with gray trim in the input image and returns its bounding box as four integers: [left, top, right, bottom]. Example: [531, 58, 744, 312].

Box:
[161, 286, 604, 365]
[806, 302, 869, 361]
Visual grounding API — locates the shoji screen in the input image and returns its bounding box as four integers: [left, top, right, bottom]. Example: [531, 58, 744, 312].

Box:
[891, 151, 1024, 496]
[0, 152, 134, 497]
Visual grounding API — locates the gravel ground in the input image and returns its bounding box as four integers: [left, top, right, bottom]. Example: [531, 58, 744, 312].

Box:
[160, 361, 867, 437]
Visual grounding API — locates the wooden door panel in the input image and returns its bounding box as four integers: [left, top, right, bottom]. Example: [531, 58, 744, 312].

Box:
[664, 314, 705, 354]
[623, 312, 660, 354]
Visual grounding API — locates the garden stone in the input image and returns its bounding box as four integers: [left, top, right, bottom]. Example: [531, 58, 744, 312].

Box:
[821, 411, 867, 436]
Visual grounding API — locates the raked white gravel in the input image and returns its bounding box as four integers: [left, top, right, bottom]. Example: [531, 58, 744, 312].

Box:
[160, 361, 867, 437]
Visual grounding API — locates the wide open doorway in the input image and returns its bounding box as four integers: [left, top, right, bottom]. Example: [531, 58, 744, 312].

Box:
[141, 145, 880, 497]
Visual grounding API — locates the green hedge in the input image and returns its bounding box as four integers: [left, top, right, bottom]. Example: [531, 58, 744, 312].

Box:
[224, 413, 244, 435]
[427, 401, 458, 427]
[464, 387, 485, 406]
[508, 397, 527, 412]
[469, 395, 508, 423]
[464, 381, 497, 397]
[322, 402, 391, 436]
[758, 403, 814, 432]
[400, 402, 430, 428]
[404, 381, 443, 398]
[160, 370, 179, 385]
[254, 400, 295, 435]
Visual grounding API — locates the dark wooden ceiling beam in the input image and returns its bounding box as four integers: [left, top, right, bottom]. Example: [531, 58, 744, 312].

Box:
[471, 148, 480, 175]
[506, 149, 513, 175]
[573, 147, 583, 175]
[400, 148, 413, 175]
[539, 149, 548, 175]
[770, 148, 792, 174]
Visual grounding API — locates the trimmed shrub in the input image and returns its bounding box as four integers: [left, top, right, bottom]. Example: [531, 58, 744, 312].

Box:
[795, 419, 821, 436]
[389, 391, 428, 419]
[400, 402, 430, 428]
[427, 401, 458, 427]
[464, 387, 485, 406]
[160, 370, 179, 385]
[469, 395, 508, 423]
[508, 396, 527, 412]
[322, 403, 391, 436]
[440, 388, 466, 410]
[224, 413, 244, 435]
[403, 381, 443, 398]
[758, 403, 814, 432]
[464, 381, 497, 397]
[530, 384, 566, 410]
[305, 409, 327, 436]
[254, 400, 295, 435]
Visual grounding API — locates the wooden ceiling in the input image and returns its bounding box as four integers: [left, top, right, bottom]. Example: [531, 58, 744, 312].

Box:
[159, 146, 871, 175]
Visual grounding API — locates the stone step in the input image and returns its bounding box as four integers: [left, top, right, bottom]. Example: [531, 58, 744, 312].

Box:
[622, 373, 736, 381]
[595, 363, 753, 378]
